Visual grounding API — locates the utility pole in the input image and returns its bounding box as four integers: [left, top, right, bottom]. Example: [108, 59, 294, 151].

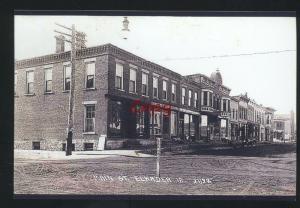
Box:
[54, 23, 86, 156]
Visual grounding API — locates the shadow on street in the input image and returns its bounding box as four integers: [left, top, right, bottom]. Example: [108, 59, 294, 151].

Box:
[172, 143, 296, 157]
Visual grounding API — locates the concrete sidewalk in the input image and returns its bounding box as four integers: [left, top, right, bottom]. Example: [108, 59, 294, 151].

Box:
[14, 149, 154, 160]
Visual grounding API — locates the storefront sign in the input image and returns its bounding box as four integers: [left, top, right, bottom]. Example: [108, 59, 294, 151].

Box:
[130, 99, 171, 116]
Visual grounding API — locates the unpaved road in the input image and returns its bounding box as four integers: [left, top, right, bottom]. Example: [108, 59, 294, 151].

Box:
[14, 144, 296, 196]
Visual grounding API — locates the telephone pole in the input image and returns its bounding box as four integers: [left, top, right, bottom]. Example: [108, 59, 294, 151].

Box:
[54, 23, 86, 156]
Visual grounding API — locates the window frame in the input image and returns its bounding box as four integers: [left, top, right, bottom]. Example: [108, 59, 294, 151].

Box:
[162, 80, 168, 100]
[171, 83, 176, 103]
[84, 104, 96, 133]
[181, 87, 186, 105]
[115, 63, 124, 90]
[26, 70, 34, 94]
[153, 76, 159, 98]
[85, 62, 96, 89]
[194, 92, 198, 108]
[63, 65, 71, 91]
[141, 72, 149, 96]
[44, 67, 53, 93]
[129, 68, 137, 93]
[188, 89, 192, 106]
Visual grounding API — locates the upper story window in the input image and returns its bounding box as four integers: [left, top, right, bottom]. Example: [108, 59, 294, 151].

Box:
[129, 68, 136, 93]
[181, 87, 186, 105]
[171, 83, 176, 103]
[201, 91, 213, 107]
[222, 99, 230, 112]
[142, 72, 148, 96]
[26, 70, 34, 94]
[194, 92, 198, 108]
[162, 80, 167, 100]
[188, 90, 192, 106]
[86, 62, 95, 89]
[153, 76, 158, 98]
[84, 104, 95, 133]
[63, 65, 71, 91]
[44, 68, 53, 93]
[115, 63, 123, 90]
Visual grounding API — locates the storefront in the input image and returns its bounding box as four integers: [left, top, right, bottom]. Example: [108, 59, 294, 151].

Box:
[239, 122, 247, 141]
[230, 122, 239, 141]
[107, 98, 150, 139]
[178, 109, 199, 141]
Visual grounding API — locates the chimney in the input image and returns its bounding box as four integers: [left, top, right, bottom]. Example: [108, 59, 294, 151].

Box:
[55, 35, 65, 53]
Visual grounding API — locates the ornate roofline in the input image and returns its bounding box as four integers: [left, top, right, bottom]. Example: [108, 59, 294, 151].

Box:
[185, 73, 231, 91]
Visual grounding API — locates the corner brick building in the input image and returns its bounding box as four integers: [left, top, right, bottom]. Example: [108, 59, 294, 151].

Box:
[14, 41, 243, 151]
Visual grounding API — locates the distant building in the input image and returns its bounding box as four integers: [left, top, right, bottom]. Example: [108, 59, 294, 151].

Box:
[264, 107, 276, 142]
[273, 112, 296, 142]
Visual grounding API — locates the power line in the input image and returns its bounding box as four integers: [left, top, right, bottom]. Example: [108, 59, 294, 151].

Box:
[155, 49, 296, 61]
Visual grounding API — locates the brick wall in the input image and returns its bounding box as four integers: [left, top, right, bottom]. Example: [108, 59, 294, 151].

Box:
[14, 54, 109, 151]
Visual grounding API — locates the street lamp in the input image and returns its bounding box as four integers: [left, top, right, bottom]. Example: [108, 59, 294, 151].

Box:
[121, 17, 130, 40]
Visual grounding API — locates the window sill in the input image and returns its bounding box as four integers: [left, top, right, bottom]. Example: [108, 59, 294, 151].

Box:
[129, 91, 137, 95]
[116, 88, 125, 92]
[142, 95, 149, 98]
[83, 132, 97, 135]
[24, 93, 35, 96]
[62, 90, 70, 93]
[44, 91, 54, 95]
[84, 88, 97, 91]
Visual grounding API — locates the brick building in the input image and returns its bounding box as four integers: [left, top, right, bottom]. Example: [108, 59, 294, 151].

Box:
[16, 42, 230, 150]
[15, 39, 279, 150]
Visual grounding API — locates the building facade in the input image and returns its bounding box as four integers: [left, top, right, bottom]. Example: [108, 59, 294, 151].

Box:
[15, 43, 228, 150]
[264, 107, 276, 142]
[15, 41, 280, 150]
[186, 70, 231, 142]
[273, 113, 296, 142]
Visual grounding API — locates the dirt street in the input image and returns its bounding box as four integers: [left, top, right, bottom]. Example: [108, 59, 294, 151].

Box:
[14, 143, 296, 196]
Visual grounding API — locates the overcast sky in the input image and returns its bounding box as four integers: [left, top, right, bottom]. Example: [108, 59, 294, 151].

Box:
[15, 16, 296, 115]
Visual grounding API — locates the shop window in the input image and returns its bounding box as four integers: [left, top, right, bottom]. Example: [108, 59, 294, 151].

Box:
[184, 114, 190, 139]
[109, 101, 122, 137]
[150, 111, 161, 135]
[170, 111, 177, 136]
[162, 114, 169, 134]
[136, 111, 145, 136]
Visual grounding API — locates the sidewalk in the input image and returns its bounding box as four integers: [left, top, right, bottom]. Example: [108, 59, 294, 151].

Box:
[14, 149, 154, 160]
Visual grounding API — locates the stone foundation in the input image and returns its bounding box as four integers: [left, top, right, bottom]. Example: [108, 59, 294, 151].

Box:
[14, 138, 100, 151]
